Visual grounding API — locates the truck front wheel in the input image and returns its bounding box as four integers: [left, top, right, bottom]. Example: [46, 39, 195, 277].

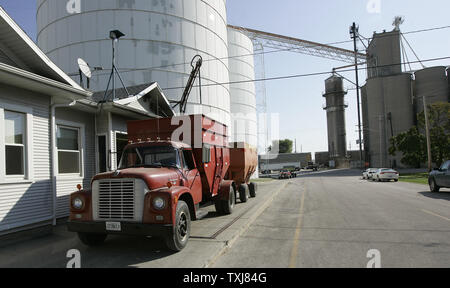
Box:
[78, 233, 107, 246]
[165, 200, 190, 252]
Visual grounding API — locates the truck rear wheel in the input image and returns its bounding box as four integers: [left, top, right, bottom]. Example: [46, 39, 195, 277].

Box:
[249, 182, 257, 198]
[239, 184, 249, 203]
[218, 186, 235, 215]
[165, 200, 191, 252]
[78, 233, 107, 246]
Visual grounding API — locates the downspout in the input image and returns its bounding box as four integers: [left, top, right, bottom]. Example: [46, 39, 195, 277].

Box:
[50, 98, 77, 226]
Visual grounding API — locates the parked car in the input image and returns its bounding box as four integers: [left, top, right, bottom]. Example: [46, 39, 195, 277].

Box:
[363, 168, 378, 180]
[428, 160, 450, 192]
[372, 168, 399, 182]
[279, 170, 292, 179]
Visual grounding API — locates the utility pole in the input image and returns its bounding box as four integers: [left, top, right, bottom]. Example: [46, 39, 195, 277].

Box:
[350, 22, 364, 168]
[423, 96, 432, 172]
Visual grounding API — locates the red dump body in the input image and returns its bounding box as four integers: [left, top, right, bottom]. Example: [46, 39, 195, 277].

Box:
[227, 142, 258, 187]
[127, 114, 230, 199]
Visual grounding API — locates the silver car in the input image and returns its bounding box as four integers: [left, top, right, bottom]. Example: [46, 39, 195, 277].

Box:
[372, 168, 399, 182]
[363, 168, 378, 180]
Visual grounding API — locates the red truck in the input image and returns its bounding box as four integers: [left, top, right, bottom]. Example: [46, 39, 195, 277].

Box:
[67, 115, 258, 251]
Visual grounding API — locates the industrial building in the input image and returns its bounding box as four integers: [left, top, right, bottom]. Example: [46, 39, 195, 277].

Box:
[361, 29, 450, 168]
[323, 75, 348, 159]
[258, 153, 312, 171]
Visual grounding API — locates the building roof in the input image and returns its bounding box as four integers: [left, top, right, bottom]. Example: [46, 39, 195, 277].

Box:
[258, 153, 312, 165]
[0, 7, 84, 90]
[92, 82, 175, 118]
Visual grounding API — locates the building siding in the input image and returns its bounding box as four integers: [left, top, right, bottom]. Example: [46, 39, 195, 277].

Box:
[55, 108, 96, 218]
[0, 84, 52, 233]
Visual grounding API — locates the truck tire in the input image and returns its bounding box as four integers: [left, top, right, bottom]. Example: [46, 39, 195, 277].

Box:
[165, 200, 190, 252]
[222, 186, 235, 215]
[78, 233, 107, 246]
[239, 184, 249, 203]
[429, 178, 440, 193]
[214, 200, 224, 215]
[249, 182, 257, 198]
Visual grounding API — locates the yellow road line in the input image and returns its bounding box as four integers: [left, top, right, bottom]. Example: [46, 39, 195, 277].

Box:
[422, 209, 450, 222]
[288, 188, 306, 268]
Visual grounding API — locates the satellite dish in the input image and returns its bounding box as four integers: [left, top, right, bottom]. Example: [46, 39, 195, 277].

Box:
[77, 58, 92, 79]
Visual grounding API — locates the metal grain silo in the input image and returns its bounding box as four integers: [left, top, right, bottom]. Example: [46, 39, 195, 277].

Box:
[414, 66, 449, 114]
[227, 28, 257, 147]
[36, 0, 231, 126]
[323, 75, 347, 158]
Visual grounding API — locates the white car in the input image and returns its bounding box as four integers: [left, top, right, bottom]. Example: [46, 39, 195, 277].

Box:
[363, 168, 378, 180]
[372, 168, 399, 182]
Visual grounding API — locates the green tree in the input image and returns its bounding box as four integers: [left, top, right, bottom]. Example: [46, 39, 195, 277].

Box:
[417, 102, 450, 167]
[389, 126, 427, 168]
[268, 139, 293, 154]
[390, 102, 450, 168]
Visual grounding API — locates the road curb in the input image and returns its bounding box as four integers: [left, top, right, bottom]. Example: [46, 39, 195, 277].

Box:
[203, 181, 290, 268]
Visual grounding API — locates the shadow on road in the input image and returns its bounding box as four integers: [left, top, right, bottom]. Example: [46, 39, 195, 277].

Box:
[75, 235, 178, 268]
[418, 191, 450, 202]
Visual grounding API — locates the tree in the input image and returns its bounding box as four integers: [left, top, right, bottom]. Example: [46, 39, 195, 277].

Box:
[389, 126, 427, 168]
[417, 102, 450, 167]
[268, 139, 293, 154]
[389, 102, 450, 168]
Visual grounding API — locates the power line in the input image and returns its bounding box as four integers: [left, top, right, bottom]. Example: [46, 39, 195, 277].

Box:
[74, 24, 450, 78]
[160, 56, 450, 91]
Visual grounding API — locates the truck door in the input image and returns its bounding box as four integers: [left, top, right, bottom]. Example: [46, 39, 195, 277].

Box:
[182, 149, 202, 204]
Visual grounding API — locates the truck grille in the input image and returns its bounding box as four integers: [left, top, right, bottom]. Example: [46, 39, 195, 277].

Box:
[98, 179, 135, 220]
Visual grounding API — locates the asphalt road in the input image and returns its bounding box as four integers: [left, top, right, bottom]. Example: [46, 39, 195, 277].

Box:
[211, 169, 450, 268]
[1, 169, 449, 268]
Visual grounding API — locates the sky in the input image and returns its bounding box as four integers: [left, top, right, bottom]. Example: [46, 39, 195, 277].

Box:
[1, 0, 450, 157]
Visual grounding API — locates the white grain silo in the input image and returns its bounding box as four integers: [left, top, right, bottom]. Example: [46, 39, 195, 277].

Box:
[227, 28, 257, 147]
[36, 0, 230, 126]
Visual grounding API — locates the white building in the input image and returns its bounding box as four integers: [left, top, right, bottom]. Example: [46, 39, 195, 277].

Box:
[0, 7, 173, 236]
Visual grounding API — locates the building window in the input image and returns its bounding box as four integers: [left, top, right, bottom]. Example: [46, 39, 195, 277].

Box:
[57, 126, 80, 174]
[4, 110, 26, 175]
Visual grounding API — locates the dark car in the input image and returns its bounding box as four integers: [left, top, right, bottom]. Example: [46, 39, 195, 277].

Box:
[429, 160, 450, 192]
[279, 170, 292, 179]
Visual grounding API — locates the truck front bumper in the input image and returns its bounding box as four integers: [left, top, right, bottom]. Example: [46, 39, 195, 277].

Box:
[67, 220, 173, 237]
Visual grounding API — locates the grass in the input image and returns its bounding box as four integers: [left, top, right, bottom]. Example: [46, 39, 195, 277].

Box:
[399, 172, 429, 185]
[251, 178, 274, 183]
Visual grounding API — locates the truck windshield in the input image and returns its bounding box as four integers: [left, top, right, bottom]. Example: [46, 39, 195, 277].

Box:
[118, 146, 180, 169]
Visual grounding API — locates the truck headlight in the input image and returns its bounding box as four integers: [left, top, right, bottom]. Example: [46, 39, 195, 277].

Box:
[72, 197, 84, 210]
[153, 197, 166, 210]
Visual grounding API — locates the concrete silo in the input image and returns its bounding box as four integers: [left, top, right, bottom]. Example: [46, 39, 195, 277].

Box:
[227, 28, 257, 147]
[323, 75, 347, 159]
[36, 0, 231, 126]
[365, 73, 414, 168]
[414, 66, 449, 115]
